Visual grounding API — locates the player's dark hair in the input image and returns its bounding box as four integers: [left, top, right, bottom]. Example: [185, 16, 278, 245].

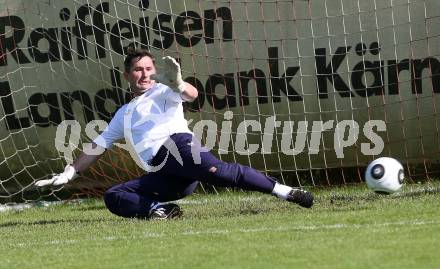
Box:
[124, 47, 155, 73]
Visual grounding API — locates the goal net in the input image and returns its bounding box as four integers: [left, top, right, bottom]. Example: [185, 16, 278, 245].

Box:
[1, 0, 440, 203]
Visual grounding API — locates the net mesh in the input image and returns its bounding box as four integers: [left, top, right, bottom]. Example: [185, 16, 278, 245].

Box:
[1, 0, 440, 203]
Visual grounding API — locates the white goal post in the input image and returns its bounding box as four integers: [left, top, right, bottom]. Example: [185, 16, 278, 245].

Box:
[1, 0, 439, 202]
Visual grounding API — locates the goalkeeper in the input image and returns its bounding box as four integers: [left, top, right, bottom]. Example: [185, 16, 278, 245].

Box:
[35, 48, 313, 219]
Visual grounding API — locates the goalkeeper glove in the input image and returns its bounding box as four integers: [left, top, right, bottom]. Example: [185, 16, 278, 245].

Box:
[35, 165, 78, 187]
[150, 56, 186, 93]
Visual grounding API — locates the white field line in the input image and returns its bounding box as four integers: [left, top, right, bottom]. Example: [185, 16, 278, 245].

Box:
[11, 219, 440, 248]
[179, 196, 263, 204]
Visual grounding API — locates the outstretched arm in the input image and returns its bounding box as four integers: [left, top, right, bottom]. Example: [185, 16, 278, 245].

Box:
[71, 142, 104, 173]
[35, 142, 104, 187]
[180, 82, 198, 102]
[150, 56, 198, 102]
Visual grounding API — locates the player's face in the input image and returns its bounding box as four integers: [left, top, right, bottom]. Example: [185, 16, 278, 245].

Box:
[124, 56, 157, 96]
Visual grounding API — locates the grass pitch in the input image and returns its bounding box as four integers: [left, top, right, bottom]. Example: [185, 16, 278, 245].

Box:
[1, 182, 440, 269]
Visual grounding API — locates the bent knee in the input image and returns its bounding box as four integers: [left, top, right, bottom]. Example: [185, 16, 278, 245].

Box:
[103, 190, 120, 214]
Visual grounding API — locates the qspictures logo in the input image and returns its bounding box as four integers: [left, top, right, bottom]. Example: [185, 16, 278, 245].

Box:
[54, 109, 387, 171]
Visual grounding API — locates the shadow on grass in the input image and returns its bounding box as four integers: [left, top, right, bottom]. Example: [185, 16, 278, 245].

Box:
[394, 185, 440, 198]
[0, 218, 111, 228]
[72, 204, 107, 211]
[325, 184, 440, 206]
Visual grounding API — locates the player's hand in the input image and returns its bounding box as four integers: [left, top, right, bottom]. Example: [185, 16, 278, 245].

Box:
[150, 56, 186, 93]
[35, 165, 78, 187]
